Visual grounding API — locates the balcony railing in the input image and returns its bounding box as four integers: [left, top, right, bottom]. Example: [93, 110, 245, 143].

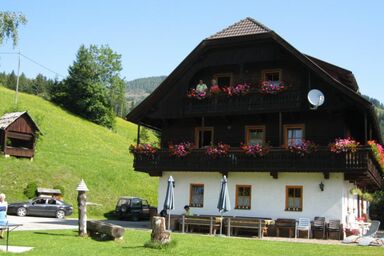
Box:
[133, 146, 383, 188]
[183, 90, 301, 116]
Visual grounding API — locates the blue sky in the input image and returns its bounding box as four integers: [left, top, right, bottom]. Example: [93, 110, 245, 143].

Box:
[1, 0, 384, 101]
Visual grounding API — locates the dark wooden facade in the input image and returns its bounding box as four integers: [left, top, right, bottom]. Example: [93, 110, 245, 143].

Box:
[127, 18, 383, 190]
[0, 112, 40, 158]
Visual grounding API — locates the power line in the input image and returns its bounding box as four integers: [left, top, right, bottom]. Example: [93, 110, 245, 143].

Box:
[0, 51, 64, 78]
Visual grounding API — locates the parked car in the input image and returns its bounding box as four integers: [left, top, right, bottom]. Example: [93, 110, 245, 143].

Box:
[115, 196, 153, 221]
[7, 197, 73, 219]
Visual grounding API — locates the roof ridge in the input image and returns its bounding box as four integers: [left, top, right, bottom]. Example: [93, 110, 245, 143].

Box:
[207, 17, 270, 40]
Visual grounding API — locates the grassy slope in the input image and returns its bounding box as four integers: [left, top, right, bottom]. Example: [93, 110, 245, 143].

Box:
[0, 86, 158, 216]
[1, 229, 383, 256]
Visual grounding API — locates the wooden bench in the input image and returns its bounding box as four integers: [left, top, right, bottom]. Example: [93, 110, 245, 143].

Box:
[224, 217, 269, 238]
[180, 215, 221, 235]
[275, 218, 296, 238]
[87, 220, 125, 240]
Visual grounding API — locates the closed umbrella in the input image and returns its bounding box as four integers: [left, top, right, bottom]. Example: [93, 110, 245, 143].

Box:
[163, 176, 175, 230]
[217, 175, 231, 235]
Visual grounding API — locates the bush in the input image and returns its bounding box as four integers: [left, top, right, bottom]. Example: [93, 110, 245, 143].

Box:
[53, 185, 65, 196]
[144, 239, 177, 250]
[23, 182, 38, 199]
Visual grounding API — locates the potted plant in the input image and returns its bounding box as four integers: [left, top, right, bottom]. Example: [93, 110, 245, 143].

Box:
[168, 142, 194, 158]
[206, 143, 230, 158]
[259, 81, 288, 94]
[330, 138, 360, 153]
[129, 143, 159, 157]
[240, 143, 270, 157]
[186, 88, 207, 100]
[350, 187, 362, 196]
[368, 140, 384, 170]
[288, 140, 318, 156]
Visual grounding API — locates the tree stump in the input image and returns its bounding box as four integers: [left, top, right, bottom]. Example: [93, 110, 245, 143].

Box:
[151, 216, 171, 244]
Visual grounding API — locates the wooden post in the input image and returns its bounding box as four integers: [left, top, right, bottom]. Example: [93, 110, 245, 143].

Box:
[364, 113, 368, 144]
[200, 116, 205, 147]
[76, 179, 89, 237]
[182, 215, 185, 233]
[258, 220, 262, 238]
[209, 217, 213, 235]
[137, 124, 141, 145]
[77, 191, 87, 236]
[279, 112, 282, 146]
[227, 217, 231, 237]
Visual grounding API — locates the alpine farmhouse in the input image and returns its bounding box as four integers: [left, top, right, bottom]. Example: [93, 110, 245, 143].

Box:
[126, 18, 383, 223]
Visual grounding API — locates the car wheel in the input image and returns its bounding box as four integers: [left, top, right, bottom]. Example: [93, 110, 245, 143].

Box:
[17, 207, 27, 217]
[56, 210, 65, 219]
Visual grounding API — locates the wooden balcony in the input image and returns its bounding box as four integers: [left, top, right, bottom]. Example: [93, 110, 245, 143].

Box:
[133, 147, 383, 189]
[183, 90, 302, 116]
[4, 146, 34, 158]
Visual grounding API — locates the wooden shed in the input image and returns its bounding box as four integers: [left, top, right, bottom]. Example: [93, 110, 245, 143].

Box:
[0, 111, 40, 158]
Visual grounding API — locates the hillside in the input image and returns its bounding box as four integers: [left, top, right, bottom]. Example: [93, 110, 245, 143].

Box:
[125, 76, 166, 107]
[0, 86, 158, 217]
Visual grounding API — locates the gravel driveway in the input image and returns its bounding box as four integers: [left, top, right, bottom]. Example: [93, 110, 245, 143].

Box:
[6, 216, 151, 231]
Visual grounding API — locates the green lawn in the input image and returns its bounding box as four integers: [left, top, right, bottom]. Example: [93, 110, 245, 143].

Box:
[0, 229, 383, 256]
[0, 86, 158, 217]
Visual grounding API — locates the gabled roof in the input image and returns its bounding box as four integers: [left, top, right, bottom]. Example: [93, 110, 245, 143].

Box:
[127, 18, 381, 143]
[0, 111, 40, 132]
[207, 17, 270, 40]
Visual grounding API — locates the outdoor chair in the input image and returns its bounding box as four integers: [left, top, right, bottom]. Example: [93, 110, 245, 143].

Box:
[312, 217, 326, 239]
[343, 220, 381, 245]
[362, 220, 380, 237]
[275, 218, 296, 238]
[296, 218, 311, 239]
[327, 220, 342, 240]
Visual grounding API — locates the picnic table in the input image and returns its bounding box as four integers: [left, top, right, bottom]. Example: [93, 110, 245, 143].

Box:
[0, 222, 23, 252]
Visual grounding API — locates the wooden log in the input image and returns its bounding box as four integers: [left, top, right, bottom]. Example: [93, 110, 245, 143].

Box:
[87, 220, 125, 240]
[151, 216, 171, 244]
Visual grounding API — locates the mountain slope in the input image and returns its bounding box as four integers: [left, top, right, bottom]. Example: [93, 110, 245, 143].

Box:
[0, 86, 158, 216]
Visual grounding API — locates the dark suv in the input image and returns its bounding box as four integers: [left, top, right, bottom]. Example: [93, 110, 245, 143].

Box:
[115, 196, 151, 221]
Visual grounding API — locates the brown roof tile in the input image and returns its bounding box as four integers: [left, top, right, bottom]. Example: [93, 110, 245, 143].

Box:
[207, 17, 270, 40]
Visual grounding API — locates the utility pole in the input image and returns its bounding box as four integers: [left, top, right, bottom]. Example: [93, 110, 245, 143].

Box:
[15, 50, 21, 107]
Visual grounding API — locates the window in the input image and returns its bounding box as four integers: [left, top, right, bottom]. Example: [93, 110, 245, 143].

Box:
[262, 69, 281, 82]
[195, 127, 214, 148]
[236, 185, 251, 209]
[131, 198, 142, 208]
[284, 124, 305, 147]
[285, 186, 303, 211]
[190, 184, 204, 207]
[34, 199, 46, 205]
[245, 126, 265, 145]
[214, 73, 232, 87]
[48, 199, 57, 205]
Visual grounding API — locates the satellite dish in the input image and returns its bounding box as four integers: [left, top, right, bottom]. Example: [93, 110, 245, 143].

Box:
[307, 89, 325, 109]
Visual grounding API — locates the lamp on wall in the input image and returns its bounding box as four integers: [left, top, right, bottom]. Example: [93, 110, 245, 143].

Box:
[319, 181, 324, 191]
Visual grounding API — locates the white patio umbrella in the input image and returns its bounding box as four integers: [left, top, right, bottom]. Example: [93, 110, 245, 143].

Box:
[163, 176, 175, 230]
[217, 175, 231, 235]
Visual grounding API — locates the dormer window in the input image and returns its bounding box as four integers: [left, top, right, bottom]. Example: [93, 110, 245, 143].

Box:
[262, 69, 281, 82]
[214, 73, 232, 87]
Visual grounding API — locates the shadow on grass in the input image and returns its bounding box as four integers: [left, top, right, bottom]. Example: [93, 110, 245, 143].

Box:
[122, 246, 145, 249]
[33, 231, 77, 237]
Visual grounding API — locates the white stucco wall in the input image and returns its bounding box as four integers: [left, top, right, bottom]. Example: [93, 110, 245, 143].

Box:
[159, 171, 346, 221]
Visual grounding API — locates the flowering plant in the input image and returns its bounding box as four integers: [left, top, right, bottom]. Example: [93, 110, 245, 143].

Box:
[368, 140, 384, 170]
[169, 142, 194, 158]
[240, 143, 270, 156]
[206, 143, 230, 158]
[129, 143, 159, 155]
[259, 81, 288, 94]
[222, 83, 250, 96]
[209, 85, 221, 95]
[330, 138, 359, 153]
[288, 140, 318, 156]
[186, 88, 207, 100]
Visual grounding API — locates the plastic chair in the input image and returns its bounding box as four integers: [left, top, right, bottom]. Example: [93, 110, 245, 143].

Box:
[363, 220, 380, 237]
[296, 218, 311, 238]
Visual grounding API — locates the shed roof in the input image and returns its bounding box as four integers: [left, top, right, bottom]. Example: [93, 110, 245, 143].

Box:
[0, 112, 26, 129]
[0, 111, 40, 132]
